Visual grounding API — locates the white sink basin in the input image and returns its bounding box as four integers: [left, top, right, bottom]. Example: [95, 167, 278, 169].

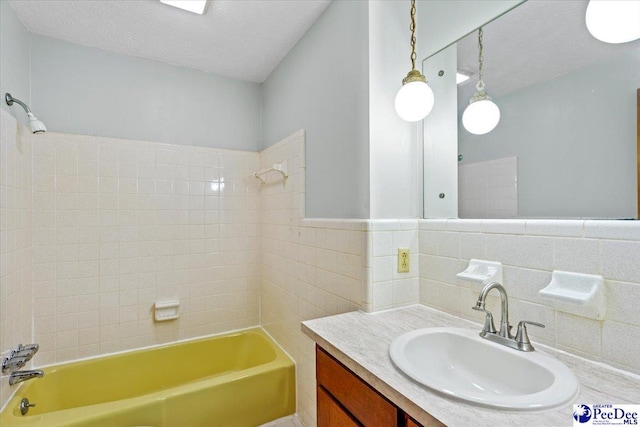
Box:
[389, 327, 579, 410]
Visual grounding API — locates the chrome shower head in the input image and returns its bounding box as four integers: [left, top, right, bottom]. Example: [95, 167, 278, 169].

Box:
[5, 93, 47, 134]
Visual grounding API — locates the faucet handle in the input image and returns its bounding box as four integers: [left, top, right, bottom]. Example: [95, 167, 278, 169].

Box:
[18, 344, 39, 354]
[12, 350, 35, 362]
[1, 356, 28, 374]
[515, 320, 545, 347]
[13, 344, 39, 361]
[472, 306, 497, 334]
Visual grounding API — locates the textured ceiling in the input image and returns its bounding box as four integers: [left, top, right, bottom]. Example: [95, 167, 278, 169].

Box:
[9, 0, 332, 82]
[454, 0, 640, 108]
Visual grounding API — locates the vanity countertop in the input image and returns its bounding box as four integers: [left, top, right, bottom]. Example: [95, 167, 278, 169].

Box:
[301, 305, 640, 427]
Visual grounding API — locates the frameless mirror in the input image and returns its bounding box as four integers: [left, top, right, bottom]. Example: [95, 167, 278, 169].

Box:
[423, 0, 640, 219]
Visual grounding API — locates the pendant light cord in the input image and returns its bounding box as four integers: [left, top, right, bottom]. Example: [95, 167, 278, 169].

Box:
[410, 0, 417, 71]
[477, 27, 485, 91]
[400, 0, 426, 85]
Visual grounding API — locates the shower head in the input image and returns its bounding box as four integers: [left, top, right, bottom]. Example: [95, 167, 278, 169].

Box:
[5, 93, 47, 134]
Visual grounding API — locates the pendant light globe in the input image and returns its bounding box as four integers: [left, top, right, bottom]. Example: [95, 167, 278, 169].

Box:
[462, 98, 500, 135]
[586, 0, 640, 44]
[395, 78, 435, 122]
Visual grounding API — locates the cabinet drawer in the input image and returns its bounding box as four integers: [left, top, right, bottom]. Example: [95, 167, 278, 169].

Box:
[316, 346, 397, 427]
[318, 385, 361, 427]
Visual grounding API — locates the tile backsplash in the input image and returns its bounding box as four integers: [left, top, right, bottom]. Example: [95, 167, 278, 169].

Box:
[418, 219, 640, 375]
[364, 220, 419, 312]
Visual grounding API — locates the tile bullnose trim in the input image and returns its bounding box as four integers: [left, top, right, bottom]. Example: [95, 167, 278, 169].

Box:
[525, 220, 585, 237]
[480, 219, 527, 234]
[365, 219, 418, 232]
[585, 220, 640, 241]
[418, 219, 640, 241]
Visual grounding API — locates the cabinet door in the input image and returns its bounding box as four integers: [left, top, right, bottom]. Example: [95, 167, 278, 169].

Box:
[318, 386, 361, 427]
[403, 411, 445, 427]
[316, 346, 398, 426]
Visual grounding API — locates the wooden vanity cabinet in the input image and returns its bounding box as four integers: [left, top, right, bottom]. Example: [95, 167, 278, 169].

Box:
[316, 345, 442, 427]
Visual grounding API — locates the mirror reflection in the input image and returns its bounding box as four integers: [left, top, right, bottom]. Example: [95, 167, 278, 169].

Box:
[430, 0, 640, 219]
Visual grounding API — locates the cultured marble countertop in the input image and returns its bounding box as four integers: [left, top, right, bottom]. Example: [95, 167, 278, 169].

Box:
[301, 305, 640, 427]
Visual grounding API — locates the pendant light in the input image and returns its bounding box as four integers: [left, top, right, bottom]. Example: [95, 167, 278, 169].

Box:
[395, 0, 434, 122]
[585, 0, 640, 44]
[462, 28, 500, 135]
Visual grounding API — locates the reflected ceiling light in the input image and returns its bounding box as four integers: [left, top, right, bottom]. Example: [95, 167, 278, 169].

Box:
[5, 93, 47, 134]
[585, 0, 640, 44]
[456, 71, 471, 85]
[159, 0, 207, 15]
[395, 0, 434, 122]
[462, 28, 500, 135]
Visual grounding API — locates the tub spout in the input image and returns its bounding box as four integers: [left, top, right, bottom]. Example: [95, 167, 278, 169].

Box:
[9, 370, 44, 386]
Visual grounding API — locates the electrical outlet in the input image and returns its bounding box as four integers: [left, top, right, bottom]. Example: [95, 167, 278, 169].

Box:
[398, 248, 410, 273]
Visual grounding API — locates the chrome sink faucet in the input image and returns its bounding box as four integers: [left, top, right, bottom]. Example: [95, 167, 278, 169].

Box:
[472, 282, 545, 352]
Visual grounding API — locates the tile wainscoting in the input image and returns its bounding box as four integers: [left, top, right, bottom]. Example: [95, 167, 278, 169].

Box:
[419, 219, 640, 375]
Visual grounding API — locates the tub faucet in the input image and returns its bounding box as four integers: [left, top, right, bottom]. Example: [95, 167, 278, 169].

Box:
[472, 282, 545, 352]
[9, 370, 44, 386]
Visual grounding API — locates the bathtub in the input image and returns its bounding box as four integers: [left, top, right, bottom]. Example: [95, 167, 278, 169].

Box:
[0, 328, 295, 427]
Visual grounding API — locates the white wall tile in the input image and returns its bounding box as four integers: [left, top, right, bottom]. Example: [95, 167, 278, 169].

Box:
[552, 238, 600, 274]
[419, 218, 640, 375]
[0, 111, 33, 408]
[601, 240, 640, 283]
[555, 312, 601, 357]
[602, 321, 640, 372]
[606, 281, 640, 326]
[25, 131, 261, 367]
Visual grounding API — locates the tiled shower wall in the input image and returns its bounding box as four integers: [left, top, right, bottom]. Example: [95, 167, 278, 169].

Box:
[0, 111, 33, 408]
[419, 219, 640, 375]
[259, 131, 364, 427]
[30, 131, 261, 365]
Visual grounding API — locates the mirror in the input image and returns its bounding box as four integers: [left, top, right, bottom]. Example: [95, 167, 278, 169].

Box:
[423, 0, 640, 219]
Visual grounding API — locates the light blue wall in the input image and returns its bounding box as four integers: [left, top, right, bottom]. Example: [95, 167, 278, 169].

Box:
[29, 35, 262, 150]
[262, 0, 370, 218]
[1, 1, 31, 123]
[459, 48, 640, 218]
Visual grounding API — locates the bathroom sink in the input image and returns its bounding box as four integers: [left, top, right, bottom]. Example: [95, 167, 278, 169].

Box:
[389, 328, 579, 410]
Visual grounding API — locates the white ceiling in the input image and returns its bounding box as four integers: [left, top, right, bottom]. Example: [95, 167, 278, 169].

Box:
[454, 0, 640, 108]
[9, 0, 332, 83]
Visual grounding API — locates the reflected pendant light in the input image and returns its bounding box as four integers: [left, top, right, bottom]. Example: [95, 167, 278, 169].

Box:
[462, 28, 500, 135]
[395, 0, 435, 122]
[585, 0, 640, 44]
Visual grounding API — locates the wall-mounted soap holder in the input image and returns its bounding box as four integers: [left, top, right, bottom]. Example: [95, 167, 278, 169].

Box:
[154, 300, 180, 321]
[538, 271, 605, 320]
[457, 259, 504, 285]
